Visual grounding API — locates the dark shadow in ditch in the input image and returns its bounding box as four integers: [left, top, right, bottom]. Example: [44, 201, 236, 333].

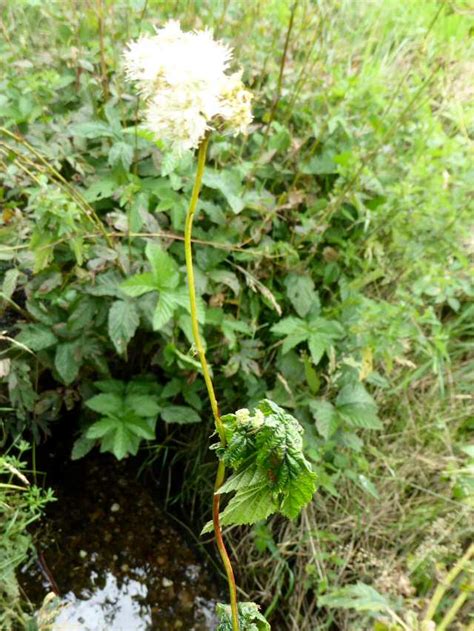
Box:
[20, 432, 221, 631]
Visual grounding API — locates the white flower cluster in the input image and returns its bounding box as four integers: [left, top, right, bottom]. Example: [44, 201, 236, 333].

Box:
[123, 20, 252, 152]
[235, 408, 265, 429]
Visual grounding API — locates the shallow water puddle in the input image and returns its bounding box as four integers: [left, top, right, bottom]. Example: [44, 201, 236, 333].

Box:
[22, 454, 218, 630]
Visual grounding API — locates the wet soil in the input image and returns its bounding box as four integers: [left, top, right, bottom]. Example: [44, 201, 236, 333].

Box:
[21, 452, 219, 630]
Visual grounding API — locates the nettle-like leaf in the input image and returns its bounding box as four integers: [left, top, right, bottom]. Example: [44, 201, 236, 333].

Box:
[107, 299, 140, 356]
[16, 324, 57, 351]
[310, 382, 382, 439]
[284, 273, 320, 318]
[79, 378, 161, 460]
[161, 405, 201, 424]
[207, 400, 317, 530]
[216, 601, 270, 631]
[271, 315, 343, 365]
[120, 242, 204, 331]
[318, 582, 391, 613]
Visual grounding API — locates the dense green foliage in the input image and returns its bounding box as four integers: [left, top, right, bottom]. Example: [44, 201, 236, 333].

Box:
[0, 0, 472, 629]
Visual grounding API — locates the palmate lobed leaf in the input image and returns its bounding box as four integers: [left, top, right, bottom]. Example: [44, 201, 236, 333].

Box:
[81, 378, 161, 459]
[85, 412, 155, 459]
[311, 382, 382, 436]
[271, 315, 343, 365]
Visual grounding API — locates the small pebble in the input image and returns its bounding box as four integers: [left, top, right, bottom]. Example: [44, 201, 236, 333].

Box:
[79, 550, 87, 559]
[162, 577, 174, 588]
[111, 503, 120, 512]
[121, 564, 129, 573]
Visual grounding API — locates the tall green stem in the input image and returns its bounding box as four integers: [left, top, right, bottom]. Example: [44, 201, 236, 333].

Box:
[184, 135, 240, 631]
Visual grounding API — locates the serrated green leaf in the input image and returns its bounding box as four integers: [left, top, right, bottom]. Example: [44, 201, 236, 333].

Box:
[282, 332, 309, 354]
[108, 141, 133, 170]
[70, 121, 115, 138]
[161, 405, 201, 424]
[94, 379, 126, 395]
[153, 290, 178, 330]
[55, 341, 81, 385]
[86, 417, 119, 439]
[71, 435, 96, 460]
[271, 316, 305, 337]
[108, 300, 140, 355]
[308, 334, 328, 365]
[86, 270, 123, 298]
[120, 272, 157, 297]
[83, 177, 117, 202]
[285, 274, 318, 317]
[310, 400, 339, 439]
[145, 243, 179, 290]
[2, 268, 19, 300]
[218, 463, 265, 494]
[307, 318, 343, 365]
[203, 168, 244, 214]
[219, 483, 278, 526]
[125, 394, 160, 417]
[16, 325, 57, 351]
[125, 415, 155, 439]
[336, 383, 382, 429]
[85, 393, 122, 415]
[271, 317, 309, 354]
[112, 425, 133, 460]
[280, 469, 318, 519]
[318, 583, 390, 613]
[209, 269, 241, 296]
[125, 377, 161, 397]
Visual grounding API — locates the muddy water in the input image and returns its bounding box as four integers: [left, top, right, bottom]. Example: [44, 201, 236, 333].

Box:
[21, 453, 219, 630]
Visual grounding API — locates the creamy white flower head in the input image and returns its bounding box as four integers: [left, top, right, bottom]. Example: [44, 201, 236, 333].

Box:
[235, 408, 251, 424]
[124, 20, 252, 152]
[251, 409, 265, 428]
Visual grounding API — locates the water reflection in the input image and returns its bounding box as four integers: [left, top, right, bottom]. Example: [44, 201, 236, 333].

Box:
[52, 572, 151, 630]
[22, 453, 219, 630]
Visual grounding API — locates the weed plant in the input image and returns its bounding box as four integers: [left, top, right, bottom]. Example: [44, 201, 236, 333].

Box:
[0, 442, 53, 630]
